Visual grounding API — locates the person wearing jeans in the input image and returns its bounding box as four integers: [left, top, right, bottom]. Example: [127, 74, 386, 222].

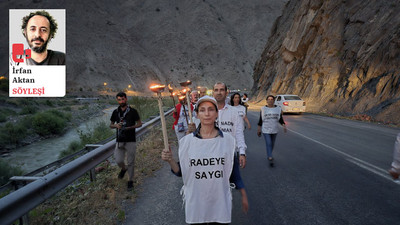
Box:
[257, 95, 286, 167]
[262, 133, 277, 161]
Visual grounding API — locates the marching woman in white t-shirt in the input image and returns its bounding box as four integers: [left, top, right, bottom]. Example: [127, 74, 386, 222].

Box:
[162, 96, 237, 224]
[230, 92, 251, 130]
[257, 95, 287, 167]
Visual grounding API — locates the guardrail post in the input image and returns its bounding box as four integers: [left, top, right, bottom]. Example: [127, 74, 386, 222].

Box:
[20, 214, 30, 225]
[11, 179, 31, 225]
[85, 144, 103, 182]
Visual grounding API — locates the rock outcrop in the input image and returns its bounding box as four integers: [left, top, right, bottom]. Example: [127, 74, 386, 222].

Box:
[252, 0, 400, 124]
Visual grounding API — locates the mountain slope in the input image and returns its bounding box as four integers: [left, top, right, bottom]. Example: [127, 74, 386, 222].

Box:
[252, 0, 400, 124]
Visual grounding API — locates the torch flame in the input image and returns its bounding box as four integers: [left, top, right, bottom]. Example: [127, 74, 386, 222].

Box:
[179, 80, 192, 87]
[150, 84, 165, 89]
[149, 84, 166, 92]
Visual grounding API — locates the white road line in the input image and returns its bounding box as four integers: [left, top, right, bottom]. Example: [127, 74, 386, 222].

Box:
[345, 158, 393, 181]
[288, 128, 399, 184]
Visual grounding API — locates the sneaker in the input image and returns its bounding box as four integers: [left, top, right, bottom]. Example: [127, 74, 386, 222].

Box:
[268, 157, 274, 167]
[127, 181, 134, 191]
[118, 169, 127, 179]
[389, 168, 399, 180]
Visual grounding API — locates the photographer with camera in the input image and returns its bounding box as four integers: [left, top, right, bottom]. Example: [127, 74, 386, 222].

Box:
[110, 92, 142, 191]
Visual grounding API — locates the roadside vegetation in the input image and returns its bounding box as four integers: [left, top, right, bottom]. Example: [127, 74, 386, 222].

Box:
[58, 96, 173, 159]
[58, 121, 113, 159]
[0, 92, 173, 189]
[106, 95, 174, 121]
[0, 95, 107, 150]
[29, 117, 176, 224]
[0, 159, 24, 187]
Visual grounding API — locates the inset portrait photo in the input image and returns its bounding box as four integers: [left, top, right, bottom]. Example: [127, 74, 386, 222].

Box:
[9, 9, 65, 66]
[9, 9, 66, 97]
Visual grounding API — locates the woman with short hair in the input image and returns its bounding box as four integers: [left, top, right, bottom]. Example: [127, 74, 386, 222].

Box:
[230, 92, 251, 130]
[257, 95, 287, 167]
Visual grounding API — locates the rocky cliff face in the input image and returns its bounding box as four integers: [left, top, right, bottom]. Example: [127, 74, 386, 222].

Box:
[0, 0, 286, 94]
[252, 0, 400, 124]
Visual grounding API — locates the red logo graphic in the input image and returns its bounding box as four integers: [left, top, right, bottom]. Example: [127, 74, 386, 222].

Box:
[12, 43, 31, 63]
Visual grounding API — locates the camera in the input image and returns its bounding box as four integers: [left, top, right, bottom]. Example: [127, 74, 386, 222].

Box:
[117, 117, 127, 140]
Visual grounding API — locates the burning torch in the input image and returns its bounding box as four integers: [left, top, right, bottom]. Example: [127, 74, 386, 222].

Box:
[168, 84, 177, 107]
[149, 84, 168, 151]
[180, 80, 193, 124]
[178, 94, 189, 126]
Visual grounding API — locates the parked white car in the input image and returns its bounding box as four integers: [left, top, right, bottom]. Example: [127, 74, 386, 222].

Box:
[275, 94, 306, 114]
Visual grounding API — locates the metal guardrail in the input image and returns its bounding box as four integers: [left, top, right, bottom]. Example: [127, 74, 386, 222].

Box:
[0, 108, 174, 225]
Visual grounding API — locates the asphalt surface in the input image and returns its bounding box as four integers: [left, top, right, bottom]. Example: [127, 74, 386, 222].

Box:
[124, 110, 400, 225]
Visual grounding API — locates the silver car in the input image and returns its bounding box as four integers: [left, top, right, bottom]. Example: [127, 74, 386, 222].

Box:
[275, 94, 306, 113]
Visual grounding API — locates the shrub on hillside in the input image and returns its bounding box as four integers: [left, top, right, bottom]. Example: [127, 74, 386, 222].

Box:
[32, 110, 70, 136]
[0, 114, 6, 123]
[20, 105, 38, 115]
[129, 96, 172, 121]
[0, 108, 17, 123]
[0, 159, 24, 186]
[58, 141, 83, 159]
[58, 121, 113, 159]
[78, 121, 113, 146]
[0, 77, 8, 92]
[0, 122, 27, 147]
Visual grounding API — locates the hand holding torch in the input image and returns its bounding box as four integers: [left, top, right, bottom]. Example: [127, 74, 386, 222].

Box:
[168, 84, 177, 108]
[149, 84, 169, 151]
[180, 80, 193, 123]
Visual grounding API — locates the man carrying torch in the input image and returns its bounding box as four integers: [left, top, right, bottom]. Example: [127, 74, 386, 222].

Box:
[180, 80, 198, 134]
[172, 94, 193, 141]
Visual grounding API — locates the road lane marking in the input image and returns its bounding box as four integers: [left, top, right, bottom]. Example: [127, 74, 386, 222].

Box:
[288, 128, 399, 185]
[345, 158, 394, 182]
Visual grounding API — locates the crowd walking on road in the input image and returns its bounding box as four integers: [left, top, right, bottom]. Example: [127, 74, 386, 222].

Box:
[106, 83, 400, 225]
[104, 84, 400, 225]
[160, 82, 293, 224]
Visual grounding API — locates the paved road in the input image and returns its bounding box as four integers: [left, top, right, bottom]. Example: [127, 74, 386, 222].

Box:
[125, 110, 400, 225]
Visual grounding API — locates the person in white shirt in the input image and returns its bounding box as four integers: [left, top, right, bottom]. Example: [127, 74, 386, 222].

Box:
[388, 133, 400, 180]
[172, 97, 194, 141]
[213, 82, 249, 214]
[241, 93, 249, 112]
[230, 92, 251, 130]
[162, 96, 237, 224]
[199, 87, 208, 98]
[190, 90, 199, 105]
[257, 95, 287, 167]
[190, 91, 199, 127]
